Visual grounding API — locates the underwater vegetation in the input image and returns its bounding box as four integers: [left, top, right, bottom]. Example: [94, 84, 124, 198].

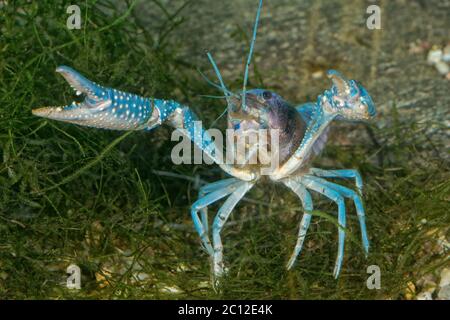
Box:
[0, 0, 448, 299]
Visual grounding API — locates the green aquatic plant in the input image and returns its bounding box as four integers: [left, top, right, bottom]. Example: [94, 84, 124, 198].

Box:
[0, 0, 448, 299]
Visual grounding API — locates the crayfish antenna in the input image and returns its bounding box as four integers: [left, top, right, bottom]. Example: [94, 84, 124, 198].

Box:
[197, 68, 233, 97]
[205, 51, 241, 121]
[242, 0, 263, 112]
[206, 51, 231, 101]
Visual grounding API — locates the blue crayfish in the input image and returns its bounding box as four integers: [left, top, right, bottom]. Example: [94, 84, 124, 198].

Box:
[33, 0, 376, 284]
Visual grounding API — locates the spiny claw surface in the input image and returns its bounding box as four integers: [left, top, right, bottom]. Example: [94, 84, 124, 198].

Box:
[32, 65, 156, 130]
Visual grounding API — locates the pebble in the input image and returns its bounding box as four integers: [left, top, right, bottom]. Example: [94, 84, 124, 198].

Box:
[415, 273, 437, 300]
[416, 291, 433, 300]
[312, 70, 324, 79]
[435, 61, 449, 75]
[405, 281, 416, 300]
[442, 44, 450, 62]
[438, 285, 450, 300]
[134, 272, 149, 281]
[439, 268, 450, 288]
[427, 44, 450, 78]
[408, 40, 431, 54]
[418, 268, 450, 300]
[436, 232, 450, 254]
[427, 48, 442, 65]
[160, 285, 182, 294]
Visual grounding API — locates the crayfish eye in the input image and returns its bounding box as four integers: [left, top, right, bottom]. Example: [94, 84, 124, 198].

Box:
[262, 91, 272, 100]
